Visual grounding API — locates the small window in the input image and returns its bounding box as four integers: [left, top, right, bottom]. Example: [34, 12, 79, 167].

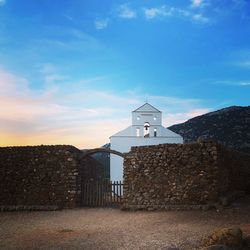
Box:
[154, 128, 157, 137]
[153, 117, 157, 121]
[137, 116, 140, 120]
[136, 128, 140, 137]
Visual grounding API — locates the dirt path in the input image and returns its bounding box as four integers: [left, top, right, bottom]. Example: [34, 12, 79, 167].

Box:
[0, 204, 250, 250]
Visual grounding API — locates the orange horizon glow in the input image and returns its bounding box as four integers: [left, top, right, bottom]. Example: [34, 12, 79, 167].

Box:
[0, 68, 211, 149]
[0, 132, 111, 149]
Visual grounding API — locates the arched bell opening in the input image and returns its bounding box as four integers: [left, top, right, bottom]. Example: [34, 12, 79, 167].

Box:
[144, 122, 150, 137]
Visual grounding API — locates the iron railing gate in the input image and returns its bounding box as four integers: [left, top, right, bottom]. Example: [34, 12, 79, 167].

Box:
[81, 180, 123, 207]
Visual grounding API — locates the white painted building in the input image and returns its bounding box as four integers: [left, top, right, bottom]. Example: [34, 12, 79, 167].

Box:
[110, 103, 183, 181]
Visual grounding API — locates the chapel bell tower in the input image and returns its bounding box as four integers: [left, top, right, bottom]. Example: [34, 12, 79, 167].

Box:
[132, 103, 162, 138]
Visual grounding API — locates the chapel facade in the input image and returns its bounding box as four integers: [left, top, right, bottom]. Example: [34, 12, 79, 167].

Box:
[110, 103, 183, 181]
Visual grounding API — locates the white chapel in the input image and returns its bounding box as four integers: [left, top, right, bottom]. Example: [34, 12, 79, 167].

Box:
[110, 103, 183, 181]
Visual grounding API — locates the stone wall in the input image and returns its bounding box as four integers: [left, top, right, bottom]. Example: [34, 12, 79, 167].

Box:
[220, 148, 250, 193]
[123, 141, 250, 211]
[1, 142, 248, 211]
[0, 145, 104, 211]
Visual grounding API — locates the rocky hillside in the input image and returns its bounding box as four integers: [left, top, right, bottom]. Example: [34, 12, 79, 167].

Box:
[86, 143, 110, 179]
[168, 106, 250, 153]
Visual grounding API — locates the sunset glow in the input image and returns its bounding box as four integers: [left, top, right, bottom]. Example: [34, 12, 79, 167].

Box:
[0, 0, 249, 148]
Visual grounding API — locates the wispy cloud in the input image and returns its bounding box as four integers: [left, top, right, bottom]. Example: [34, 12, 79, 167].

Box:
[144, 6, 174, 19]
[149, 95, 200, 105]
[212, 80, 250, 86]
[0, 68, 210, 148]
[190, 0, 209, 8]
[191, 0, 204, 8]
[38, 63, 68, 86]
[0, 68, 139, 147]
[117, 4, 137, 19]
[143, 5, 210, 23]
[192, 13, 210, 23]
[89, 0, 249, 30]
[0, 68, 30, 96]
[240, 82, 250, 86]
[164, 108, 210, 126]
[97, 3, 210, 26]
[134, 95, 210, 126]
[29, 27, 103, 58]
[95, 19, 109, 30]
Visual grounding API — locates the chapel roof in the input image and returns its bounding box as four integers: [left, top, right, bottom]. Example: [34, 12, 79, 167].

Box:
[133, 103, 161, 113]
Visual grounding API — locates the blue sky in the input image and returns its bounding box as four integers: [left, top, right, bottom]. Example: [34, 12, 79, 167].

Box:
[0, 0, 249, 148]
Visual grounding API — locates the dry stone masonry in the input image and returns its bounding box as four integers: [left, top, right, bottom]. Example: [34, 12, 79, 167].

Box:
[0, 142, 249, 211]
[0, 145, 104, 211]
[122, 141, 250, 211]
[220, 149, 250, 193]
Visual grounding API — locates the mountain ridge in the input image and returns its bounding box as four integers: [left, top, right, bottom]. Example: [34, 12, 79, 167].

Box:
[87, 105, 250, 178]
[168, 105, 250, 153]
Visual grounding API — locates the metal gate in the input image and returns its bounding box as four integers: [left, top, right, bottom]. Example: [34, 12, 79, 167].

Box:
[81, 180, 123, 207]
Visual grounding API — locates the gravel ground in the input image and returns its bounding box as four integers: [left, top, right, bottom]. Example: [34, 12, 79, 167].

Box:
[0, 200, 250, 250]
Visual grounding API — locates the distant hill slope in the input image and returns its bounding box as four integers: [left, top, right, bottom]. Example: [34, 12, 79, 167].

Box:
[84, 106, 250, 179]
[168, 106, 250, 153]
[88, 143, 110, 179]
